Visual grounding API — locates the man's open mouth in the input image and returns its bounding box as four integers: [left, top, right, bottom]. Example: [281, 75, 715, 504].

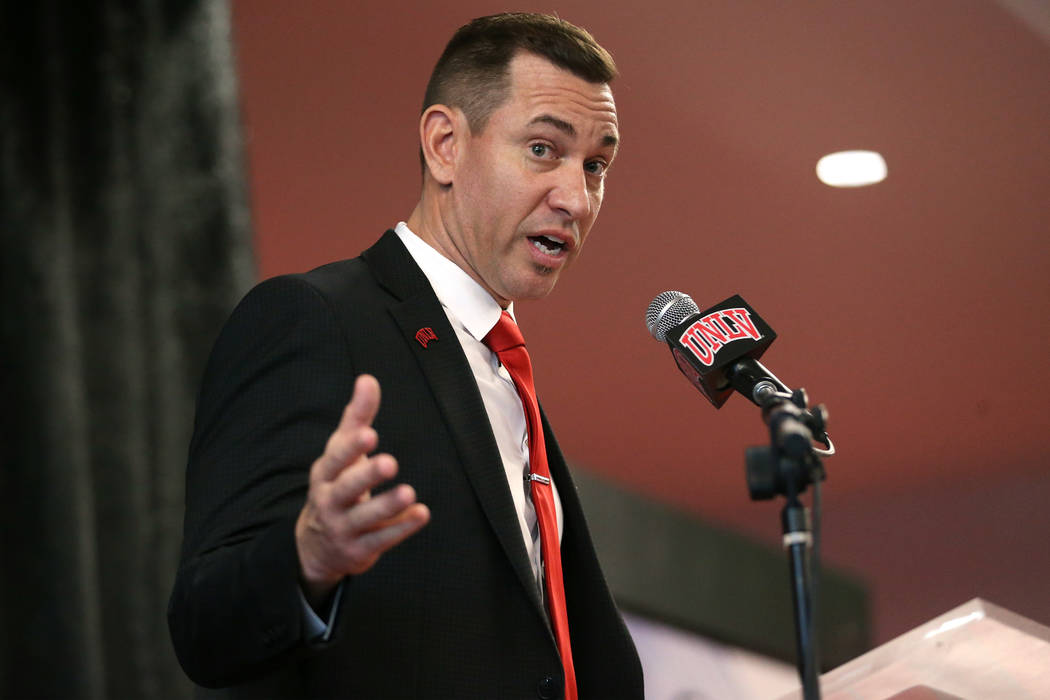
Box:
[528, 234, 567, 255]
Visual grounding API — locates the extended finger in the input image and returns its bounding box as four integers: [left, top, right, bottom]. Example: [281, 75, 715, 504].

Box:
[341, 374, 381, 433]
[343, 503, 431, 575]
[343, 482, 420, 533]
[313, 375, 383, 483]
[312, 424, 378, 484]
[327, 453, 398, 508]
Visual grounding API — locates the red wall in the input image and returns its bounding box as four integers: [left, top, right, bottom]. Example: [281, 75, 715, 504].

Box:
[231, 0, 1050, 646]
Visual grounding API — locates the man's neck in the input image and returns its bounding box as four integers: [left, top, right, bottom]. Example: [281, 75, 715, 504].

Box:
[404, 196, 509, 309]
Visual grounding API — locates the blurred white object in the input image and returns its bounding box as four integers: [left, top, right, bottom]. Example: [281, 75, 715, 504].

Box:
[816, 150, 887, 187]
[622, 611, 797, 699]
[778, 598, 1050, 700]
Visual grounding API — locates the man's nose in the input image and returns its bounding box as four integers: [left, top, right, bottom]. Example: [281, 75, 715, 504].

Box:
[547, 164, 592, 221]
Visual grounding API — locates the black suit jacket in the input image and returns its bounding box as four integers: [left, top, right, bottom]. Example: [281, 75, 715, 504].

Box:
[168, 231, 644, 699]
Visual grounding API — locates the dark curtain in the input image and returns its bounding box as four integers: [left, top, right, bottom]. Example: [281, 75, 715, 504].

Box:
[0, 1, 255, 697]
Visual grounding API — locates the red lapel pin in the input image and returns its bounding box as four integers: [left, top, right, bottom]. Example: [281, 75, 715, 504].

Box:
[415, 327, 438, 348]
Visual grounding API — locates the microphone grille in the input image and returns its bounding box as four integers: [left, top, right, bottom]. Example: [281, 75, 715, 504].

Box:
[646, 291, 700, 342]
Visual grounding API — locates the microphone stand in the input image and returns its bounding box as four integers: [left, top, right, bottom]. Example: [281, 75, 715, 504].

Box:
[742, 381, 830, 700]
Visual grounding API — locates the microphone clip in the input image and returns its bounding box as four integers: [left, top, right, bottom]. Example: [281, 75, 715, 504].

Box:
[746, 387, 831, 502]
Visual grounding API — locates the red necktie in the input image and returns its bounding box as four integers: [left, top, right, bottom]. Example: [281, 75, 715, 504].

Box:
[483, 311, 577, 700]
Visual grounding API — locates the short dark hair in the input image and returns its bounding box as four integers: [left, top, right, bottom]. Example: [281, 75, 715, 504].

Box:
[423, 13, 617, 134]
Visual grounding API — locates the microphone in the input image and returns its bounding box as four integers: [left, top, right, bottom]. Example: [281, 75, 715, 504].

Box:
[646, 291, 788, 408]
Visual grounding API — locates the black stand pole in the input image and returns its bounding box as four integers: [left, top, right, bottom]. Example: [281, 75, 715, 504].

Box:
[783, 495, 819, 699]
[745, 388, 830, 700]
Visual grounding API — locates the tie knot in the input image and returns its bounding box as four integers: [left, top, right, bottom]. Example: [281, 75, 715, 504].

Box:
[483, 311, 525, 354]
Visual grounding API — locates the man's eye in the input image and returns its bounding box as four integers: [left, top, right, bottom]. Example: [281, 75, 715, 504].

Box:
[585, 160, 608, 176]
[530, 143, 552, 158]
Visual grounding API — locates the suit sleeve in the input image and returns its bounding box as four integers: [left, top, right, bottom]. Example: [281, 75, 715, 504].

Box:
[168, 275, 357, 687]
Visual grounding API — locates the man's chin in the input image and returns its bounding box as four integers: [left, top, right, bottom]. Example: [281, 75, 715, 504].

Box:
[500, 278, 560, 304]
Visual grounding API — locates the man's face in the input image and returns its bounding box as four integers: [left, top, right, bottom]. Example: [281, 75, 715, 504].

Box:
[444, 52, 619, 306]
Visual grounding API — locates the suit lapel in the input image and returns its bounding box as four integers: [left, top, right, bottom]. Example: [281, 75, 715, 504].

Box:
[362, 232, 546, 617]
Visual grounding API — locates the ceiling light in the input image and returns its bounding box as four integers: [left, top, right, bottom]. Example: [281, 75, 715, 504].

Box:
[816, 150, 887, 187]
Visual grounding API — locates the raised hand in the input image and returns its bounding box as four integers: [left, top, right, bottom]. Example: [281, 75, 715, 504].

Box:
[295, 374, 430, 605]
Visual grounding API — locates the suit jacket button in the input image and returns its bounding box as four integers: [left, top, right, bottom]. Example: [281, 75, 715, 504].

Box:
[537, 675, 560, 699]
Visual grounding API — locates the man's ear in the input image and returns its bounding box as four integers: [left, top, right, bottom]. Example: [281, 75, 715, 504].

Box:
[420, 105, 463, 186]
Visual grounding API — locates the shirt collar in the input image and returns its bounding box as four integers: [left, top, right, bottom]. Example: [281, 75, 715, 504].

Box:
[394, 222, 514, 341]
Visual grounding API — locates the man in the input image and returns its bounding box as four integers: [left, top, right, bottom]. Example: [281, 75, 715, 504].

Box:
[169, 13, 644, 699]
